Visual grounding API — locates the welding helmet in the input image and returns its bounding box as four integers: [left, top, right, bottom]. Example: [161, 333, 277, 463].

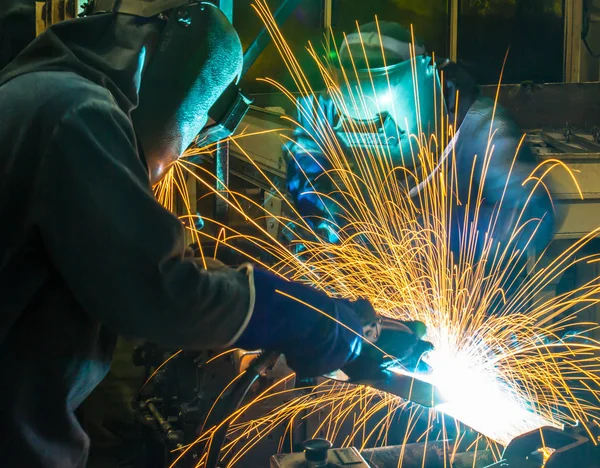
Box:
[86, 1, 244, 183]
[334, 22, 444, 168]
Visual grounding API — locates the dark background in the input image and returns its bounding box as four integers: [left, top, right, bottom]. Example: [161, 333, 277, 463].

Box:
[234, 0, 566, 93]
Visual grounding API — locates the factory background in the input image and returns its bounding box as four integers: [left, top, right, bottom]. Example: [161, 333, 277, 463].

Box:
[186, 0, 600, 336]
[28, 1, 600, 466]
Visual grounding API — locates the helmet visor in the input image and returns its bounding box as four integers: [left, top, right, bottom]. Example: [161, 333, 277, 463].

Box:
[333, 55, 445, 166]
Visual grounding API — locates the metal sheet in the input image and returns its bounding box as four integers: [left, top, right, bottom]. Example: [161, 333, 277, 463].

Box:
[547, 161, 600, 200]
[362, 442, 494, 468]
[564, 0, 584, 83]
[555, 202, 600, 238]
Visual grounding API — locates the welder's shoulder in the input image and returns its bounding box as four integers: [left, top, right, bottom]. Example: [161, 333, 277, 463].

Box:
[2, 70, 128, 129]
[463, 96, 522, 139]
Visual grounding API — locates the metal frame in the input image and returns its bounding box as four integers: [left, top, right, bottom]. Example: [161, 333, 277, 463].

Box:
[323, 0, 333, 51]
[448, 0, 458, 61]
[214, 0, 233, 224]
[565, 0, 584, 83]
[190, 0, 234, 226]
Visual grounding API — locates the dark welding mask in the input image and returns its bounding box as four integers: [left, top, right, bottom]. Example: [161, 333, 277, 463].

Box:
[86, 0, 247, 183]
[333, 38, 445, 168]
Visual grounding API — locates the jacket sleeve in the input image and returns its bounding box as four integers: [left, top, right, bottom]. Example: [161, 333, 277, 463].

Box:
[456, 105, 556, 253]
[33, 98, 254, 349]
[284, 95, 338, 220]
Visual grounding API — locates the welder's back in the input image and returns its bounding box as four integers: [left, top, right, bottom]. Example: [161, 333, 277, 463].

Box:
[0, 70, 119, 468]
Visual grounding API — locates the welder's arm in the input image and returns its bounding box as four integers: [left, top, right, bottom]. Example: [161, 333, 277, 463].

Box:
[234, 266, 364, 378]
[285, 95, 339, 223]
[460, 114, 555, 253]
[186, 254, 366, 376]
[35, 100, 253, 350]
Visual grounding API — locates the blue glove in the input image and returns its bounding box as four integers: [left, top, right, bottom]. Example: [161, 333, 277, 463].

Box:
[235, 266, 364, 378]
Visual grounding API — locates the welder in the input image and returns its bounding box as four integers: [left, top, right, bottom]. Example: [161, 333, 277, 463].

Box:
[285, 21, 556, 262]
[0, 3, 428, 467]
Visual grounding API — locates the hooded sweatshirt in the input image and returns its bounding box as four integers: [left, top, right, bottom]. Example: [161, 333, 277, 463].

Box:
[0, 0, 35, 69]
[0, 13, 253, 467]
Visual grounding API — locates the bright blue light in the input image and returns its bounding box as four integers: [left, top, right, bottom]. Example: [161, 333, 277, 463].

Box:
[195, 212, 205, 230]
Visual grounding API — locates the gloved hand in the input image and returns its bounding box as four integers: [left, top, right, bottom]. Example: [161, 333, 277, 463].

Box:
[341, 317, 433, 381]
[234, 266, 364, 378]
[377, 320, 434, 373]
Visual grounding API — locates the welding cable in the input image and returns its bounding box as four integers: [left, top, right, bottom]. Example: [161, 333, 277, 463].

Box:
[203, 350, 281, 468]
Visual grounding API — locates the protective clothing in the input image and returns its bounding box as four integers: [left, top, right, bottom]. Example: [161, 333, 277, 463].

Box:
[235, 266, 364, 378]
[340, 319, 434, 381]
[0, 7, 368, 466]
[0, 9, 245, 468]
[285, 23, 555, 260]
[334, 24, 441, 168]
[130, 2, 243, 183]
[334, 54, 443, 168]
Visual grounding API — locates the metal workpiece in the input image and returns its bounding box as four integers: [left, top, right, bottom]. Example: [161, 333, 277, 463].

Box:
[328, 361, 443, 409]
[485, 424, 600, 468]
[529, 128, 600, 157]
[526, 127, 600, 240]
[271, 439, 494, 468]
[362, 442, 494, 468]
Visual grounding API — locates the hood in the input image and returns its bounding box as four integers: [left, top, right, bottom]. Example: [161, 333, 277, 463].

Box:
[0, 0, 32, 16]
[0, 0, 35, 70]
[0, 12, 165, 114]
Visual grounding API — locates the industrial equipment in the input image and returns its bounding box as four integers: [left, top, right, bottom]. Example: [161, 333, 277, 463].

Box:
[271, 440, 370, 468]
[128, 4, 600, 468]
[132, 309, 441, 467]
[484, 424, 600, 468]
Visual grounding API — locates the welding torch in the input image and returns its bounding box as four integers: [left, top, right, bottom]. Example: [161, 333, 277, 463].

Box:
[329, 302, 444, 408]
[190, 245, 443, 409]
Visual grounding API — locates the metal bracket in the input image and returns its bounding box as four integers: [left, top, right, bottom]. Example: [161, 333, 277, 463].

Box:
[211, 0, 302, 225]
[565, 0, 584, 82]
